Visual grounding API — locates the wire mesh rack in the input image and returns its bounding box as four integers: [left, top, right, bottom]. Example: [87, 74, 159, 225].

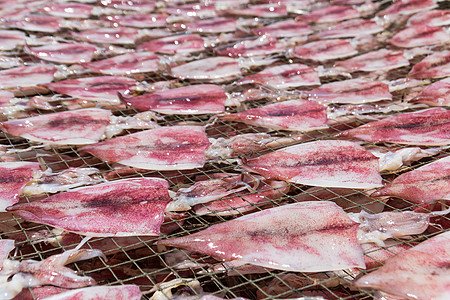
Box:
[0, 0, 449, 299]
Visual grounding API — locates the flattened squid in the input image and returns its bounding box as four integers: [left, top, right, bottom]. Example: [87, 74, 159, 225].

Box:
[236, 63, 320, 90]
[0, 161, 40, 212]
[79, 126, 211, 171]
[71, 28, 139, 45]
[7, 178, 172, 237]
[355, 231, 450, 300]
[334, 49, 409, 72]
[81, 52, 160, 75]
[0, 245, 104, 299]
[300, 5, 360, 23]
[0, 30, 26, 51]
[252, 19, 312, 38]
[371, 156, 450, 204]
[408, 50, 450, 79]
[119, 84, 227, 115]
[0, 108, 158, 146]
[32, 285, 142, 300]
[170, 57, 241, 83]
[165, 208, 441, 275]
[409, 77, 450, 106]
[388, 25, 450, 48]
[219, 100, 328, 132]
[307, 79, 392, 104]
[241, 140, 382, 189]
[335, 108, 450, 146]
[291, 39, 358, 62]
[158, 201, 365, 272]
[44, 76, 137, 105]
[137, 34, 205, 55]
[23, 43, 98, 64]
[0, 64, 56, 90]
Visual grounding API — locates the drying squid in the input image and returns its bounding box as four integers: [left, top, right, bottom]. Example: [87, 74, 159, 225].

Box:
[206, 132, 276, 160]
[7, 178, 172, 237]
[388, 25, 450, 48]
[103, 13, 167, 28]
[348, 210, 431, 246]
[409, 77, 450, 106]
[222, 3, 287, 18]
[236, 63, 320, 89]
[360, 241, 412, 270]
[21, 167, 104, 196]
[300, 5, 360, 23]
[71, 27, 140, 45]
[407, 9, 450, 27]
[0, 240, 14, 270]
[174, 18, 237, 34]
[100, 0, 155, 12]
[291, 39, 358, 62]
[218, 100, 328, 132]
[369, 146, 442, 171]
[162, 3, 217, 19]
[408, 50, 450, 79]
[307, 79, 392, 104]
[79, 126, 211, 171]
[0, 108, 158, 145]
[0, 161, 102, 207]
[241, 140, 382, 189]
[355, 231, 450, 300]
[80, 126, 275, 170]
[335, 108, 450, 145]
[215, 35, 285, 58]
[39, 2, 95, 19]
[252, 19, 312, 38]
[0, 30, 26, 51]
[170, 57, 241, 83]
[0, 64, 56, 90]
[159, 201, 365, 272]
[0, 56, 22, 70]
[81, 52, 160, 75]
[0, 161, 41, 212]
[24, 43, 98, 65]
[314, 19, 383, 39]
[0, 246, 104, 299]
[32, 285, 142, 300]
[371, 156, 450, 204]
[334, 49, 409, 72]
[2, 15, 64, 33]
[120, 84, 227, 115]
[137, 34, 205, 55]
[377, 0, 437, 17]
[44, 76, 137, 105]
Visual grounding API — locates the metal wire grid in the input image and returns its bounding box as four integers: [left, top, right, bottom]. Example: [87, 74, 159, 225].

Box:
[0, 0, 449, 299]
